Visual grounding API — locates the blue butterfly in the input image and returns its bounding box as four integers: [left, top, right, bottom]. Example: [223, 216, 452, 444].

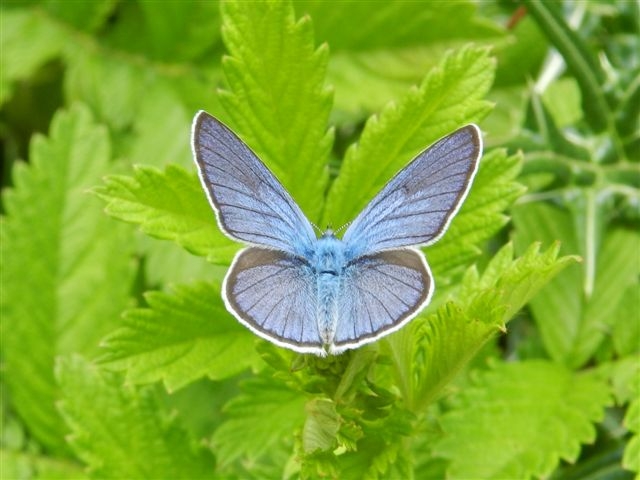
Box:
[192, 111, 482, 355]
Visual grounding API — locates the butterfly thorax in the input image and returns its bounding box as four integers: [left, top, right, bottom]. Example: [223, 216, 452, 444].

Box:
[313, 231, 345, 344]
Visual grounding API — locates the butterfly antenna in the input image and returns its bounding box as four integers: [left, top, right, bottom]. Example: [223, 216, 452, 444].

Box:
[336, 221, 351, 234]
[310, 222, 323, 235]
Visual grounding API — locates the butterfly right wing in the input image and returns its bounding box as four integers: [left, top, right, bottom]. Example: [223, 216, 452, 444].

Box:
[332, 249, 432, 354]
[342, 125, 481, 259]
[192, 111, 316, 256]
[223, 247, 324, 355]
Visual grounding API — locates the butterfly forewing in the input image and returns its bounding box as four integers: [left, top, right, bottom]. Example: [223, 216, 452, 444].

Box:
[342, 125, 482, 259]
[224, 247, 324, 355]
[192, 111, 316, 256]
[332, 249, 432, 353]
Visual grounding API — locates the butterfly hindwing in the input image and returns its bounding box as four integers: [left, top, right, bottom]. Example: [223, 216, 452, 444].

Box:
[332, 249, 432, 353]
[224, 247, 324, 355]
[342, 125, 482, 259]
[192, 111, 316, 256]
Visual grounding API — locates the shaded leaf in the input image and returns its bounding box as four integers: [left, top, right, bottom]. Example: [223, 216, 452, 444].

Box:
[513, 202, 640, 368]
[434, 361, 611, 479]
[56, 355, 213, 479]
[212, 374, 306, 467]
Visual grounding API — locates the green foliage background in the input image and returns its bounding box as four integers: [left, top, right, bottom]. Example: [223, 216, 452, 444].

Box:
[1, 1, 638, 479]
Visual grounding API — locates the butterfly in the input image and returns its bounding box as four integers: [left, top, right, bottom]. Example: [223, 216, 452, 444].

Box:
[192, 111, 482, 356]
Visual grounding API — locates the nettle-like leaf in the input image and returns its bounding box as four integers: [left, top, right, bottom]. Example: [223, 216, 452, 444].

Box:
[95, 165, 237, 263]
[427, 149, 525, 282]
[0, 104, 135, 453]
[295, 1, 503, 121]
[512, 202, 640, 368]
[323, 45, 494, 230]
[101, 282, 259, 392]
[56, 355, 213, 479]
[391, 242, 577, 411]
[433, 361, 612, 480]
[212, 373, 306, 470]
[219, 0, 333, 224]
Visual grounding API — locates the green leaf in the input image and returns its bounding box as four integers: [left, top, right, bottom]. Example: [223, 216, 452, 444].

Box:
[219, 0, 333, 223]
[0, 449, 86, 480]
[101, 282, 260, 392]
[295, 1, 503, 121]
[95, 165, 237, 263]
[427, 149, 525, 281]
[212, 373, 306, 468]
[42, 0, 116, 33]
[433, 361, 612, 479]
[323, 45, 495, 229]
[63, 34, 222, 136]
[512, 202, 640, 368]
[302, 398, 340, 453]
[101, 0, 222, 62]
[1, 104, 135, 453]
[399, 242, 577, 411]
[56, 355, 213, 479]
[0, 9, 67, 104]
[612, 283, 640, 357]
[623, 397, 640, 475]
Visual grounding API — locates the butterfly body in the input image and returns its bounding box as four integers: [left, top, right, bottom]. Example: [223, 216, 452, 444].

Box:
[310, 231, 344, 345]
[192, 111, 482, 356]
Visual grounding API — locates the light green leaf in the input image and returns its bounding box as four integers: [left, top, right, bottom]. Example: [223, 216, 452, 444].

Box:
[212, 374, 306, 467]
[434, 361, 611, 480]
[605, 355, 640, 405]
[623, 397, 640, 476]
[0, 449, 86, 480]
[95, 165, 237, 263]
[396, 242, 577, 410]
[219, 0, 333, 224]
[427, 149, 525, 281]
[101, 282, 259, 392]
[512, 202, 640, 368]
[56, 355, 213, 479]
[127, 82, 193, 168]
[323, 45, 495, 229]
[0, 104, 135, 453]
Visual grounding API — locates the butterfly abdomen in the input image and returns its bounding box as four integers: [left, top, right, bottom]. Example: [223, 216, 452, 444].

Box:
[313, 233, 345, 345]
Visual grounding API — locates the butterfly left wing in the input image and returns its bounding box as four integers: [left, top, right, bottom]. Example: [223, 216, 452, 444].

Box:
[342, 125, 482, 259]
[223, 247, 324, 355]
[192, 111, 316, 256]
[331, 249, 432, 353]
